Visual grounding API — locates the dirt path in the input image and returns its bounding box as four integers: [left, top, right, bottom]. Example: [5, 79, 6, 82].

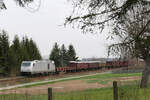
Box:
[0, 80, 105, 94]
[0, 76, 141, 95]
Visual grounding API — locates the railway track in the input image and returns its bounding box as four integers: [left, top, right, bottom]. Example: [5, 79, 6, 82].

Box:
[0, 76, 25, 82]
[0, 68, 127, 86]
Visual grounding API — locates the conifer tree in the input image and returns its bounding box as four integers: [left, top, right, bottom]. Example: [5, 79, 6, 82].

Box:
[29, 38, 41, 60]
[20, 37, 30, 61]
[24, 37, 30, 59]
[20, 36, 42, 61]
[49, 43, 61, 67]
[9, 35, 22, 75]
[60, 44, 68, 66]
[8, 47, 18, 75]
[67, 44, 78, 61]
[0, 30, 10, 75]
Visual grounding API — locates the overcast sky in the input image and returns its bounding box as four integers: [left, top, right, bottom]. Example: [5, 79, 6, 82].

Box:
[0, 0, 111, 59]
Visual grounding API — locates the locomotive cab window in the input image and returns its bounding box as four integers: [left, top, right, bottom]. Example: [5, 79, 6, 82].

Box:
[22, 62, 31, 67]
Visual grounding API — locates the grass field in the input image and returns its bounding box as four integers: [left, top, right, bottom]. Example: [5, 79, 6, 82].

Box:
[0, 72, 146, 100]
[0, 88, 113, 100]
[55, 84, 150, 100]
[2, 85, 150, 100]
[20, 72, 142, 88]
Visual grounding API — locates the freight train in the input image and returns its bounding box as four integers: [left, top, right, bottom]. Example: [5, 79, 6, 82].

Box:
[20, 60, 128, 75]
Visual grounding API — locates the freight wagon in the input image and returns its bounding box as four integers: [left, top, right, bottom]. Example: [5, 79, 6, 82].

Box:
[56, 61, 106, 73]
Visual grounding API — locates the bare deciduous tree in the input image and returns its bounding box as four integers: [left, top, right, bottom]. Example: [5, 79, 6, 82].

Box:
[0, 0, 41, 12]
[65, 0, 150, 88]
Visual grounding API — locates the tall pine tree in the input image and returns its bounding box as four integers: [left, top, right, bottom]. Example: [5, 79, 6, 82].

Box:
[49, 43, 61, 67]
[20, 36, 41, 61]
[20, 36, 30, 61]
[0, 30, 10, 76]
[60, 44, 68, 66]
[9, 35, 22, 75]
[29, 38, 41, 60]
[67, 44, 78, 61]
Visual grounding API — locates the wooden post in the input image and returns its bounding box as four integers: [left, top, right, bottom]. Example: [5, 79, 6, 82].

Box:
[113, 81, 118, 100]
[48, 88, 52, 100]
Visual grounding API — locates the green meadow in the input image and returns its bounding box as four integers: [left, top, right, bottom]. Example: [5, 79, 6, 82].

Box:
[1, 72, 148, 100]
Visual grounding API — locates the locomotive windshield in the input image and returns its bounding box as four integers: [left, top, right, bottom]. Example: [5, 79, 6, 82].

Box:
[22, 62, 31, 67]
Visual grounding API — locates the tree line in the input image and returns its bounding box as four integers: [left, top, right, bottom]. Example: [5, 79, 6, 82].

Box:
[0, 30, 41, 76]
[49, 43, 78, 67]
[0, 30, 78, 76]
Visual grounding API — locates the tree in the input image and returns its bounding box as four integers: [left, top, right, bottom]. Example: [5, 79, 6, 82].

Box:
[65, 0, 150, 33]
[0, 0, 33, 9]
[0, 30, 10, 75]
[49, 43, 78, 67]
[109, 6, 150, 88]
[9, 35, 22, 75]
[20, 36, 30, 61]
[49, 43, 61, 67]
[60, 44, 68, 66]
[67, 44, 78, 61]
[66, 0, 150, 87]
[8, 47, 18, 76]
[0, 0, 41, 12]
[28, 38, 42, 60]
[20, 36, 41, 61]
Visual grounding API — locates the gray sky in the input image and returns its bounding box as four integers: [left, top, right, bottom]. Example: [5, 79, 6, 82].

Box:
[0, 0, 110, 59]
